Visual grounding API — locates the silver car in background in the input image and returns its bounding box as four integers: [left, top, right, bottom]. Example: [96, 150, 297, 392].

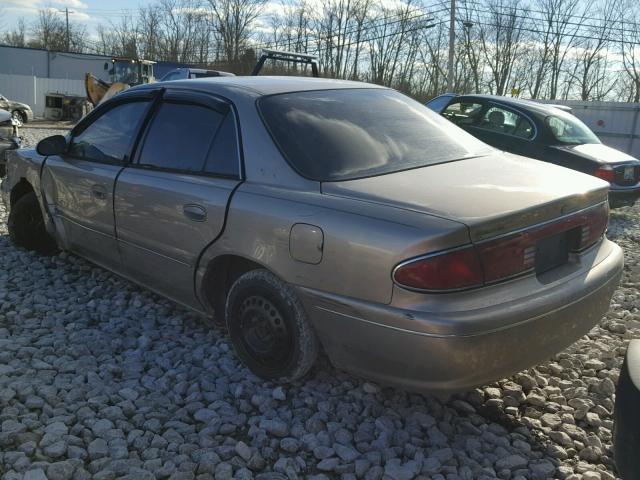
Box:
[1, 77, 623, 393]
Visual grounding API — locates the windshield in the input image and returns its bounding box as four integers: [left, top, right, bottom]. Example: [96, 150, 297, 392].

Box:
[111, 61, 139, 84]
[259, 89, 493, 181]
[546, 114, 600, 145]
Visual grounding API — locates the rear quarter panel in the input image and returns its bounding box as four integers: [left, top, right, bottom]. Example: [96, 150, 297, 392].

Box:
[196, 182, 470, 305]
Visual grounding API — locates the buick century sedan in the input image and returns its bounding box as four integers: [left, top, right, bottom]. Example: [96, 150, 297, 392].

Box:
[1, 77, 624, 392]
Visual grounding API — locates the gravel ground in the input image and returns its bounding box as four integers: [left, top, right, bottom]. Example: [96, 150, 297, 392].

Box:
[0, 127, 638, 480]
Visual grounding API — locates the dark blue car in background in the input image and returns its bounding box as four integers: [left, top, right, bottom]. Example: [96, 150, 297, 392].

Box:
[427, 94, 640, 208]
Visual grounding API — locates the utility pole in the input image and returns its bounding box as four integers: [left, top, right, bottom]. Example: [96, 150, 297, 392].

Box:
[58, 8, 73, 51]
[447, 0, 455, 92]
[65, 8, 70, 51]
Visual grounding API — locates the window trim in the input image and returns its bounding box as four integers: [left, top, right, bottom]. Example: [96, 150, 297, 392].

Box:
[130, 90, 243, 180]
[65, 90, 160, 165]
[468, 101, 538, 142]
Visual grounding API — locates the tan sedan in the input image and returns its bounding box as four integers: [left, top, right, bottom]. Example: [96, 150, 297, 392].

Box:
[1, 77, 623, 393]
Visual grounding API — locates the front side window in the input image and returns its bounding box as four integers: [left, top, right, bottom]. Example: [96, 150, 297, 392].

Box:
[259, 89, 493, 182]
[443, 101, 483, 126]
[138, 101, 239, 177]
[69, 101, 149, 163]
[476, 106, 534, 139]
[546, 114, 600, 145]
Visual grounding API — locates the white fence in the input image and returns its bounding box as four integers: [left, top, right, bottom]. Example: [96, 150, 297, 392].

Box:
[537, 99, 640, 159]
[0, 73, 85, 117]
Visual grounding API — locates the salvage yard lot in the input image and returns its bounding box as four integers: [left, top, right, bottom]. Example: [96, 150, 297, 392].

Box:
[0, 125, 638, 479]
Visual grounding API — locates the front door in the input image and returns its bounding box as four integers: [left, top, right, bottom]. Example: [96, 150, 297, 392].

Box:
[40, 97, 152, 270]
[114, 91, 243, 307]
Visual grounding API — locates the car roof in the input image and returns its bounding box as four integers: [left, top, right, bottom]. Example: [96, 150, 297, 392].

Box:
[456, 94, 564, 115]
[143, 75, 386, 97]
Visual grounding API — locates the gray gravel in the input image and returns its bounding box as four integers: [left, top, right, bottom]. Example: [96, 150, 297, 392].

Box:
[0, 127, 638, 479]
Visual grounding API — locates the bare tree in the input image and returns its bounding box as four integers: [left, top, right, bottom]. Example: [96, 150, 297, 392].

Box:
[619, 1, 640, 102]
[207, 0, 267, 66]
[3, 18, 27, 47]
[30, 8, 87, 52]
[477, 0, 527, 95]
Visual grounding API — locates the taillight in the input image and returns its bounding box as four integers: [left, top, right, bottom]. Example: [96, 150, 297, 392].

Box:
[393, 247, 483, 291]
[393, 203, 609, 292]
[593, 165, 614, 182]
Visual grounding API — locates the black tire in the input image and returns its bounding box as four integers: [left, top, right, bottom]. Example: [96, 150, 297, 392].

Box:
[8, 192, 57, 255]
[225, 269, 319, 382]
[10, 110, 24, 126]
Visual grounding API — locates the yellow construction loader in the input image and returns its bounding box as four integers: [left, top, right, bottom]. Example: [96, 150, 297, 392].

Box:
[85, 57, 155, 106]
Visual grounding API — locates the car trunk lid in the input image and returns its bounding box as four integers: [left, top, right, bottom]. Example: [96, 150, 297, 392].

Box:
[551, 143, 640, 186]
[321, 152, 609, 243]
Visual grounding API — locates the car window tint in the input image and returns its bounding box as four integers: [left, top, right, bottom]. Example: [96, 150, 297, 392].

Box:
[259, 89, 493, 182]
[442, 101, 483, 126]
[204, 113, 240, 176]
[477, 106, 534, 139]
[69, 101, 149, 163]
[426, 95, 454, 112]
[138, 102, 224, 172]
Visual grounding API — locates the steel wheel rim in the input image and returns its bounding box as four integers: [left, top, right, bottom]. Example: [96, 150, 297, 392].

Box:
[238, 294, 292, 369]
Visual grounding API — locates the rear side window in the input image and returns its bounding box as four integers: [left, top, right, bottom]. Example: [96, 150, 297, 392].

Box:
[69, 101, 149, 163]
[204, 113, 240, 176]
[138, 102, 237, 174]
[259, 89, 492, 181]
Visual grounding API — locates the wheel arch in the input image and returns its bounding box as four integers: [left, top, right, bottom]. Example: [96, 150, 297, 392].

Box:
[10, 178, 36, 207]
[199, 254, 266, 321]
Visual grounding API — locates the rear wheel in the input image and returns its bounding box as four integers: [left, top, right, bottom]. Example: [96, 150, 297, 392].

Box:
[10, 110, 24, 126]
[8, 192, 57, 254]
[225, 269, 319, 382]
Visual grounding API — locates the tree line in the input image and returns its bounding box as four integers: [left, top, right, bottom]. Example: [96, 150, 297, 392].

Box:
[3, 0, 640, 102]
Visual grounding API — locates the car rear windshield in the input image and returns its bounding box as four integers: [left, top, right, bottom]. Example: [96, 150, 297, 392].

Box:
[546, 113, 601, 145]
[258, 89, 493, 181]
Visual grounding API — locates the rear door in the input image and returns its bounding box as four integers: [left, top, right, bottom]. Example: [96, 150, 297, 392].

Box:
[40, 93, 154, 271]
[466, 104, 536, 155]
[114, 90, 242, 307]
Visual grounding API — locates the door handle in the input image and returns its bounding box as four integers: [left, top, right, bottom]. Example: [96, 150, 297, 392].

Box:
[91, 184, 107, 200]
[183, 204, 207, 222]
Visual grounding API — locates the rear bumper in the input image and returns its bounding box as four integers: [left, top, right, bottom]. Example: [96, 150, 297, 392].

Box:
[609, 186, 640, 208]
[298, 239, 623, 393]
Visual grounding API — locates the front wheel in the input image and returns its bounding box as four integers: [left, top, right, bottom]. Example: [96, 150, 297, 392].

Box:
[8, 192, 57, 255]
[10, 110, 24, 127]
[225, 269, 319, 382]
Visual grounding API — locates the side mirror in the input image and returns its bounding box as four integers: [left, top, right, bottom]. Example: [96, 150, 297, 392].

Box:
[36, 135, 67, 156]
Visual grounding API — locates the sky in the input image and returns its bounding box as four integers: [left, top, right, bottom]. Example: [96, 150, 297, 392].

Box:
[1, 0, 155, 37]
